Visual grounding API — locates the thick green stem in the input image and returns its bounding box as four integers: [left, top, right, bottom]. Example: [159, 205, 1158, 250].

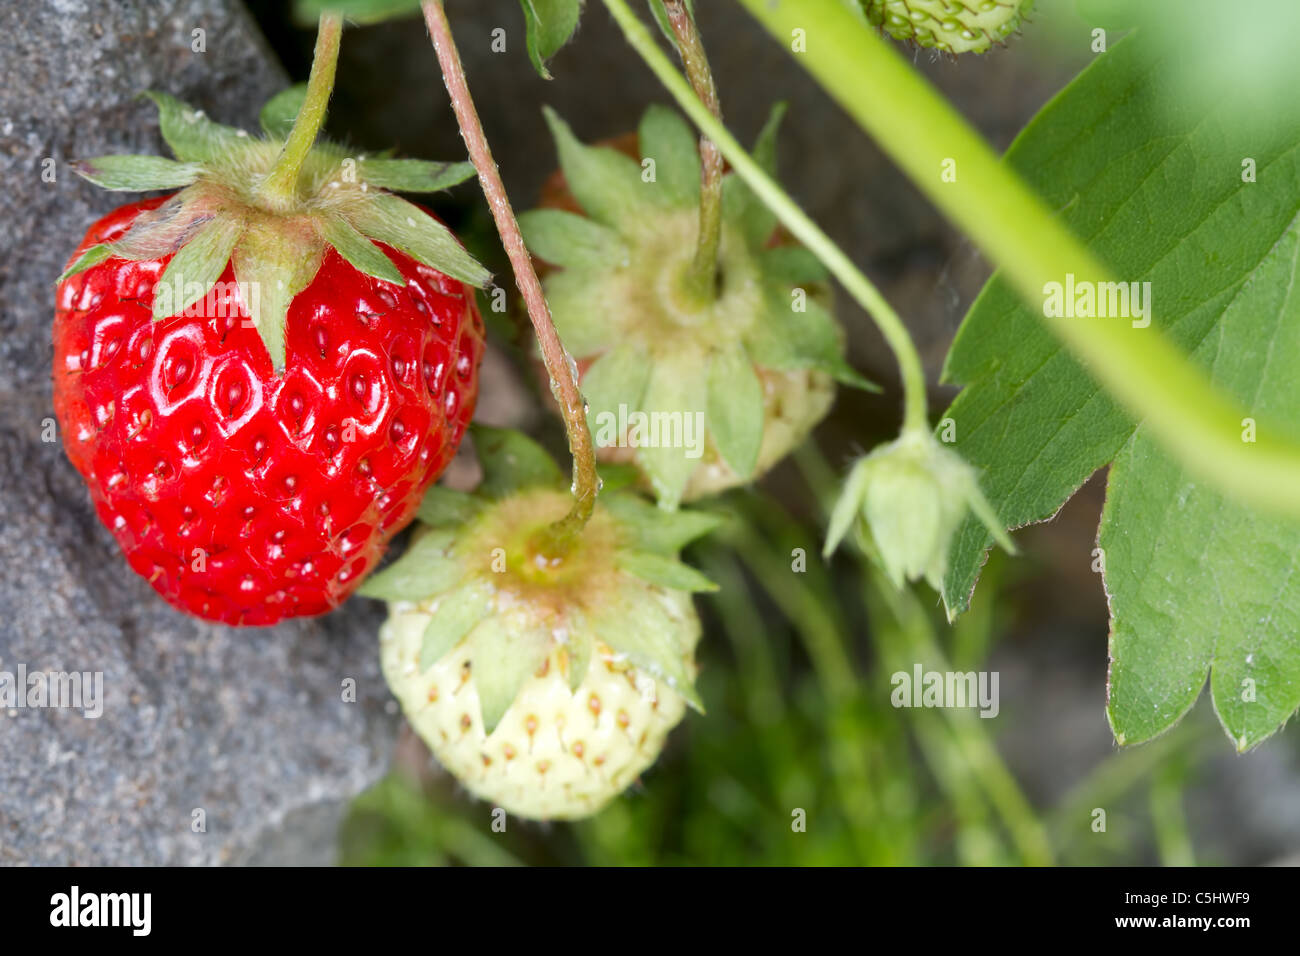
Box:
[664, 1, 724, 305]
[600, 0, 929, 433]
[736, 0, 1300, 518]
[257, 12, 342, 210]
[422, 0, 598, 549]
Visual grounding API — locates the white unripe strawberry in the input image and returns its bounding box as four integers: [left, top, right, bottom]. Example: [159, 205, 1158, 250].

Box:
[364, 427, 717, 820]
[380, 592, 697, 820]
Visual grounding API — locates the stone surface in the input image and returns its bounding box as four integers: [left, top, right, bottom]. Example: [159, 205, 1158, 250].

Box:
[0, 0, 399, 866]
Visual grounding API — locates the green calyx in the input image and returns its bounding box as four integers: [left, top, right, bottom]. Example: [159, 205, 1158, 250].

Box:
[824, 427, 1016, 604]
[62, 88, 489, 369]
[359, 426, 720, 732]
[521, 103, 873, 508]
[860, 0, 1035, 54]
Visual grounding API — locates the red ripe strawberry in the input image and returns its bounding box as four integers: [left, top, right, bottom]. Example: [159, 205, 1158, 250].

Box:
[52, 87, 490, 625]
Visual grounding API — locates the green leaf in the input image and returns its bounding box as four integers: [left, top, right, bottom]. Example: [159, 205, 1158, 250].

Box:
[421, 581, 494, 672]
[541, 267, 627, 355]
[416, 486, 485, 528]
[748, 283, 873, 389]
[706, 344, 764, 477]
[348, 193, 490, 288]
[938, 31, 1300, 748]
[823, 456, 874, 557]
[592, 584, 703, 711]
[359, 529, 464, 601]
[259, 85, 307, 139]
[722, 101, 786, 248]
[520, 0, 584, 80]
[635, 349, 708, 510]
[152, 218, 243, 323]
[71, 155, 202, 191]
[358, 158, 477, 193]
[142, 91, 247, 163]
[101, 195, 212, 263]
[473, 425, 564, 497]
[1102, 223, 1300, 751]
[595, 462, 641, 494]
[519, 209, 628, 270]
[58, 244, 115, 283]
[564, 620, 593, 692]
[318, 216, 405, 286]
[231, 221, 324, 369]
[617, 550, 717, 593]
[757, 245, 829, 286]
[582, 344, 651, 443]
[469, 615, 551, 733]
[602, 493, 724, 554]
[637, 104, 700, 206]
[542, 106, 655, 227]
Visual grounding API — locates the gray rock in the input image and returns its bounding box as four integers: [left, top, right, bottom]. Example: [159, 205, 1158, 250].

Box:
[0, 0, 397, 866]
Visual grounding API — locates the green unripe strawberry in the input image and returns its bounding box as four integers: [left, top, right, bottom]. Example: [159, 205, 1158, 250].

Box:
[521, 104, 872, 510]
[364, 428, 718, 820]
[861, 0, 1035, 54]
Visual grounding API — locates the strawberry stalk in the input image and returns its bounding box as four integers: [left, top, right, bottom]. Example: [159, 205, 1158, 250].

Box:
[421, 0, 599, 554]
[663, 1, 725, 307]
[256, 12, 343, 211]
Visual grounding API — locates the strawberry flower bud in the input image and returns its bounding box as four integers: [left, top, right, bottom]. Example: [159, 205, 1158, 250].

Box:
[824, 428, 1015, 594]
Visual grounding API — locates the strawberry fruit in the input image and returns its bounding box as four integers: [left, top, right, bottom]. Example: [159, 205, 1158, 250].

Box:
[520, 104, 871, 509]
[52, 88, 490, 625]
[365, 428, 717, 820]
[860, 0, 1035, 54]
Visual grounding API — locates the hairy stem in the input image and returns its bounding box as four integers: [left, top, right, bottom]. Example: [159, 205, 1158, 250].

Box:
[601, 0, 928, 433]
[422, 0, 598, 546]
[664, 1, 725, 305]
[257, 12, 342, 209]
[736, 0, 1300, 518]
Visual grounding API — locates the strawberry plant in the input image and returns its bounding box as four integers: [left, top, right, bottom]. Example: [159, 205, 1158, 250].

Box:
[48, 0, 1300, 858]
[277, 0, 1300, 832]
